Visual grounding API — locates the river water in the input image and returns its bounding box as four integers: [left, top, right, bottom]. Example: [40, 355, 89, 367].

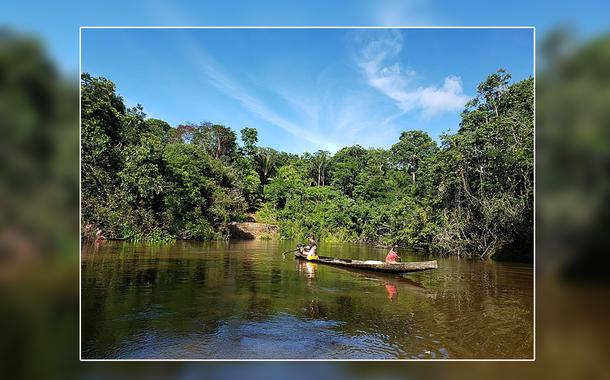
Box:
[81, 240, 533, 359]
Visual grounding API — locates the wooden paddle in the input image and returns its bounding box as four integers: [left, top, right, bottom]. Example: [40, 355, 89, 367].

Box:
[281, 244, 304, 258]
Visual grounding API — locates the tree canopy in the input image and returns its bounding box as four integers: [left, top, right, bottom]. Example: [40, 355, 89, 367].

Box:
[81, 69, 533, 260]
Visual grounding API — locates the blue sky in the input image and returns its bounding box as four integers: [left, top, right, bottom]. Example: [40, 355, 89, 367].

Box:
[1, 0, 607, 74]
[81, 28, 533, 153]
[2, 0, 606, 153]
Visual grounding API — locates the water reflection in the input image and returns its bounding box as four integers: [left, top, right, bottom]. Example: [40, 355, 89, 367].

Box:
[81, 240, 533, 359]
[384, 282, 397, 301]
[320, 265, 436, 300]
[297, 260, 317, 286]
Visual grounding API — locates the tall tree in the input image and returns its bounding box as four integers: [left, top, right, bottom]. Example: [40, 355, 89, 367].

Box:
[330, 145, 367, 197]
[469, 68, 511, 118]
[255, 147, 279, 196]
[81, 73, 127, 222]
[434, 71, 533, 258]
[191, 122, 237, 160]
[240, 127, 258, 157]
[390, 130, 438, 183]
[311, 150, 331, 186]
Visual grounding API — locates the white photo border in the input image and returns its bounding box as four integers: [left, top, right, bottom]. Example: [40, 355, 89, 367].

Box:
[79, 25, 536, 362]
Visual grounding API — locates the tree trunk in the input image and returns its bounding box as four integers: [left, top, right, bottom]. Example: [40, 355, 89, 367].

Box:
[479, 164, 484, 197]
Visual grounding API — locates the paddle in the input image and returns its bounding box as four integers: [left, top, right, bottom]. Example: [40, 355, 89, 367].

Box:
[281, 248, 299, 258]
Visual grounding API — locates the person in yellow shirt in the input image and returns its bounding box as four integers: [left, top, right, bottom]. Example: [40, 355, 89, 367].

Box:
[304, 236, 318, 260]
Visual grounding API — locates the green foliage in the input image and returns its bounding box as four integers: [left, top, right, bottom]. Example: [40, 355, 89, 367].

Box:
[186, 122, 238, 161]
[81, 69, 533, 260]
[390, 130, 438, 184]
[81, 74, 246, 242]
[353, 149, 392, 201]
[330, 145, 368, 197]
[240, 127, 258, 157]
[255, 146, 280, 196]
[264, 164, 307, 209]
[276, 186, 356, 242]
[308, 150, 332, 186]
[431, 72, 534, 258]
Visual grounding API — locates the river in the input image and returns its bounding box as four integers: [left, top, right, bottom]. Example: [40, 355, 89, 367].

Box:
[81, 240, 533, 359]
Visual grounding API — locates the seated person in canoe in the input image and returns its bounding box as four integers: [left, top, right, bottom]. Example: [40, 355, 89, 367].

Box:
[302, 236, 318, 260]
[385, 245, 400, 263]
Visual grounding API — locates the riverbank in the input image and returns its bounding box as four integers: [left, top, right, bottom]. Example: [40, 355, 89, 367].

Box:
[228, 221, 278, 240]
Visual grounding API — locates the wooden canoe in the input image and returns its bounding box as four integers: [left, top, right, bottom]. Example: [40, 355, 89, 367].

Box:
[294, 252, 437, 274]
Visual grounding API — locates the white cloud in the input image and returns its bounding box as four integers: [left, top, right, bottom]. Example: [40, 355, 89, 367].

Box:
[356, 30, 470, 118]
[177, 31, 451, 153]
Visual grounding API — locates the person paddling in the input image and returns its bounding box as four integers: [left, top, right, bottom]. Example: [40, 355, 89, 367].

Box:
[303, 236, 318, 260]
[385, 244, 400, 263]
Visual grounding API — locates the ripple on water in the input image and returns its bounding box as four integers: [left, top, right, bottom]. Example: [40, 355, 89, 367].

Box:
[82, 241, 533, 359]
[111, 313, 412, 359]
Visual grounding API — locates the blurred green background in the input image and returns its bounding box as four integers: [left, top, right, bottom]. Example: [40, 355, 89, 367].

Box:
[1, 1, 609, 379]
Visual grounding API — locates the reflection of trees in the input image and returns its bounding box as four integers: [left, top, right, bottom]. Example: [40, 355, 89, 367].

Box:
[246, 296, 273, 321]
[335, 295, 353, 315]
[422, 258, 533, 358]
[303, 298, 327, 319]
[193, 263, 206, 283]
[82, 241, 532, 359]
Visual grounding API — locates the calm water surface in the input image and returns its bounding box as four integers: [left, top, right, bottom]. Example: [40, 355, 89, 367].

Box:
[81, 240, 533, 359]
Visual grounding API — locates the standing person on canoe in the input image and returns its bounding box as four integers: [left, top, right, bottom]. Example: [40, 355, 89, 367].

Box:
[385, 245, 400, 263]
[303, 236, 319, 260]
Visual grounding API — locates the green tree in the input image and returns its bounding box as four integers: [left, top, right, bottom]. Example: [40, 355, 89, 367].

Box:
[330, 145, 367, 197]
[240, 127, 258, 157]
[80, 70, 533, 260]
[432, 71, 534, 258]
[264, 165, 307, 209]
[310, 150, 331, 186]
[191, 122, 237, 161]
[390, 130, 438, 183]
[81, 74, 247, 241]
[145, 118, 172, 142]
[80, 73, 127, 225]
[255, 147, 279, 196]
[353, 149, 390, 201]
[470, 68, 511, 118]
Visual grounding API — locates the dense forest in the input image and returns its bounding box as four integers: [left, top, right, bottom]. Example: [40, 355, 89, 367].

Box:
[81, 69, 533, 260]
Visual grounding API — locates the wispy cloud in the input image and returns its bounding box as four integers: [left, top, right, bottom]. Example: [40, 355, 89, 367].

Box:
[269, 76, 401, 150]
[183, 43, 338, 152]
[178, 30, 459, 153]
[327, 93, 399, 148]
[355, 30, 470, 118]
